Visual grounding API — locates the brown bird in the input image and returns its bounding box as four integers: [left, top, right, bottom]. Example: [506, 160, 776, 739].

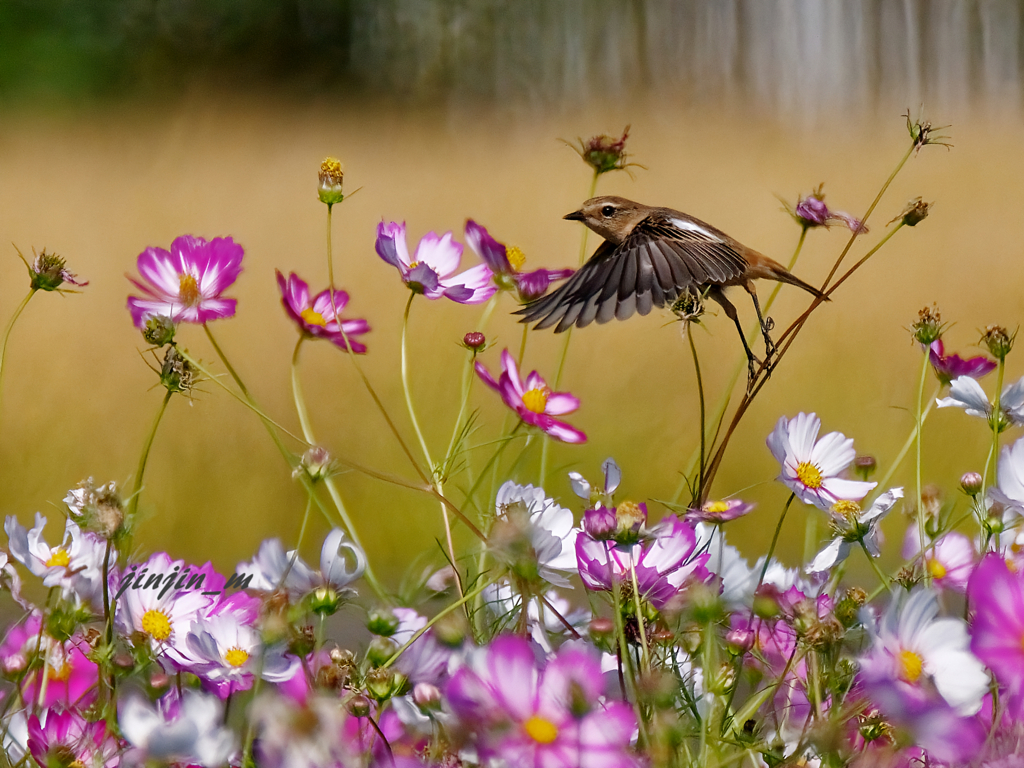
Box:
[516, 195, 827, 381]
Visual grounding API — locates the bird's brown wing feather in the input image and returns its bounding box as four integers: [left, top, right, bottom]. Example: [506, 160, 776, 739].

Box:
[515, 214, 748, 332]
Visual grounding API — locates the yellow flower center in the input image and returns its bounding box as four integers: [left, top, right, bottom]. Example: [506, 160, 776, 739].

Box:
[300, 308, 327, 327]
[48, 660, 71, 681]
[70, 761, 86, 768]
[521, 388, 549, 414]
[830, 500, 861, 521]
[506, 245, 526, 271]
[45, 548, 70, 568]
[178, 273, 202, 307]
[141, 609, 172, 641]
[898, 650, 923, 683]
[796, 461, 823, 489]
[926, 558, 947, 579]
[224, 647, 250, 667]
[705, 501, 729, 514]
[524, 714, 559, 744]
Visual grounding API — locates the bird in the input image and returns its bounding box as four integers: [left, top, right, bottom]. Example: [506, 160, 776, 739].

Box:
[515, 195, 827, 384]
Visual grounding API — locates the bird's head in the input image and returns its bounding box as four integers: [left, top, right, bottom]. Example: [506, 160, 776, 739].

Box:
[563, 196, 649, 245]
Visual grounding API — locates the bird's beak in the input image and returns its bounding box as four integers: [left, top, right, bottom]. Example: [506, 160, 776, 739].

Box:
[563, 209, 585, 222]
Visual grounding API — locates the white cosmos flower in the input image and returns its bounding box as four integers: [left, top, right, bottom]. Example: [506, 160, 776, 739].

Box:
[861, 588, 988, 716]
[495, 480, 578, 586]
[120, 690, 236, 767]
[937, 374, 1024, 425]
[240, 528, 365, 599]
[4, 513, 112, 607]
[807, 488, 903, 574]
[990, 435, 1024, 516]
[767, 412, 876, 509]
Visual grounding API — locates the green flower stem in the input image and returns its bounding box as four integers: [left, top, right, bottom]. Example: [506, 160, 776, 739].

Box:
[291, 338, 384, 597]
[324, 202, 430, 486]
[673, 227, 807, 504]
[400, 293, 464, 600]
[914, 344, 930, 578]
[756, 494, 795, 591]
[687, 326, 706, 505]
[873, 385, 940, 495]
[629, 556, 651, 670]
[126, 389, 173, 524]
[992, 356, 1006, 488]
[0, 287, 36, 426]
[539, 170, 600, 486]
[383, 571, 502, 670]
[860, 539, 892, 593]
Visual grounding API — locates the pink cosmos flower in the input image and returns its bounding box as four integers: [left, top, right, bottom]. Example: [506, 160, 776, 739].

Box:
[968, 554, 1024, 716]
[576, 516, 710, 608]
[789, 187, 864, 232]
[475, 349, 585, 443]
[767, 412, 876, 510]
[684, 498, 756, 525]
[275, 271, 370, 353]
[928, 339, 996, 387]
[0, 615, 99, 708]
[902, 525, 975, 592]
[126, 235, 243, 327]
[375, 222, 496, 304]
[182, 591, 263, 699]
[27, 709, 119, 768]
[464, 220, 574, 301]
[446, 636, 639, 768]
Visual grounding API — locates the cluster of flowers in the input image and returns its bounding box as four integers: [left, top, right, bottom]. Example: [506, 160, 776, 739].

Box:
[6, 123, 1021, 768]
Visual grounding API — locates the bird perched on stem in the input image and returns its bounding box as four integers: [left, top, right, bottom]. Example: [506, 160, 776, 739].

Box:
[516, 196, 827, 386]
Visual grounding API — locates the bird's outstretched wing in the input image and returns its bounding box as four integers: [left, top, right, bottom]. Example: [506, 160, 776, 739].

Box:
[516, 213, 748, 332]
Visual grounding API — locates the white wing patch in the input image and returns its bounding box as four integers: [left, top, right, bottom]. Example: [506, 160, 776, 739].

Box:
[668, 217, 714, 238]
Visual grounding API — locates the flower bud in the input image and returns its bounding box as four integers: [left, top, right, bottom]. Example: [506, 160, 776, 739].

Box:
[854, 455, 876, 480]
[330, 648, 355, 667]
[365, 668, 399, 702]
[316, 663, 348, 691]
[413, 682, 442, 711]
[834, 587, 867, 628]
[366, 608, 400, 637]
[583, 507, 616, 540]
[982, 325, 1015, 361]
[292, 446, 333, 483]
[318, 157, 345, 206]
[149, 672, 170, 691]
[911, 305, 944, 345]
[725, 628, 755, 653]
[290, 625, 316, 658]
[142, 315, 176, 346]
[308, 586, 341, 616]
[347, 694, 371, 718]
[462, 331, 486, 351]
[960, 472, 984, 496]
[432, 611, 468, 648]
[64, 478, 125, 540]
[366, 636, 398, 667]
[891, 198, 931, 227]
[752, 588, 781, 620]
[588, 617, 614, 638]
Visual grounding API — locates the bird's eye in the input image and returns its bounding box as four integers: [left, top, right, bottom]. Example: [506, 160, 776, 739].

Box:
[601, 205, 616, 217]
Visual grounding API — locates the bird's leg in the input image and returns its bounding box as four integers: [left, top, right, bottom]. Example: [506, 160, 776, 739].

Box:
[745, 282, 777, 365]
[709, 287, 759, 389]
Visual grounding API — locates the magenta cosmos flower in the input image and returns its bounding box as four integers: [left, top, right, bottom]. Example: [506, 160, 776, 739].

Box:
[275, 271, 369, 353]
[447, 636, 639, 768]
[127, 235, 243, 327]
[968, 554, 1024, 714]
[28, 709, 120, 768]
[476, 349, 585, 443]
[464, 220, 573, 301]
[929, 339, 996, 387]
[576, 516, 710, 608]
[767, 412, 876, 510]
[375, 221, 496, 304]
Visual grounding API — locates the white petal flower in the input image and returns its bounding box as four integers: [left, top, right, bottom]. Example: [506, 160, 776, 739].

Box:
[495, 481, 578, 586]
[767, 413, 876, 509]
[807, 489, 902, 574]
[865, 588, 988, 716]
[937, 374, 1024, 426]
[120, 691, 237, 767]
[990, 436, 1024, 516]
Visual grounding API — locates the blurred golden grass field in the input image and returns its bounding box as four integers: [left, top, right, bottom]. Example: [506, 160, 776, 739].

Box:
[0, 92, 1019, 587]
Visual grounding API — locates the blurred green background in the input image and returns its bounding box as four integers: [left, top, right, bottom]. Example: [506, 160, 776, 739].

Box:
[1, 1, 1022, 590]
